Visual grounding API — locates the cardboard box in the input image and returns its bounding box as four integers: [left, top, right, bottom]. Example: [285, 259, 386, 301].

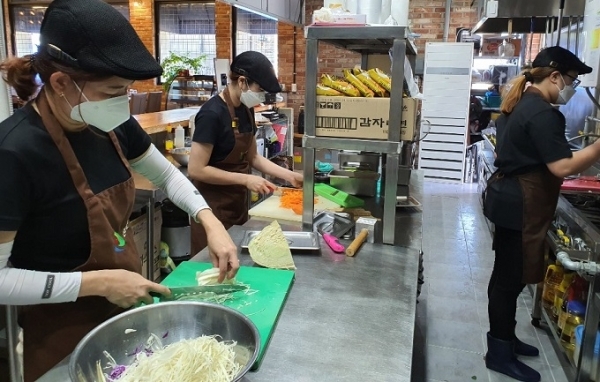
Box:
[130, 206, 162, 282]
[315, 96, 418, 141]
[312, 13, 367, 25]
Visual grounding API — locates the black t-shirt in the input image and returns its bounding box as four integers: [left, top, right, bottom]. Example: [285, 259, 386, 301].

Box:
[192, 95, 255, 165]
[0, 103, 151, 272]
[494, 91, 572, 175]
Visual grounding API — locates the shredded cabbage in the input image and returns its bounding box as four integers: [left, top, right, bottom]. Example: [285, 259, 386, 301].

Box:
[98, 334, 243, 382]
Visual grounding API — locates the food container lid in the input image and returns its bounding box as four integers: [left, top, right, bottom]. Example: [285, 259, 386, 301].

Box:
[567, 300, 586, 316]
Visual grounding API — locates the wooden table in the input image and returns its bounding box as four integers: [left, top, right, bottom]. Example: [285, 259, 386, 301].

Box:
[133, 107, 200, 135]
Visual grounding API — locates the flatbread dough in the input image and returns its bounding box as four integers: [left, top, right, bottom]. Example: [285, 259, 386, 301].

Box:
[248, 221, 296, 270]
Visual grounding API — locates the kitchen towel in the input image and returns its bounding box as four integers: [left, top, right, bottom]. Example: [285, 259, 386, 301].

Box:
[357, 0, 382, 24]
[391, 0, 410, 26]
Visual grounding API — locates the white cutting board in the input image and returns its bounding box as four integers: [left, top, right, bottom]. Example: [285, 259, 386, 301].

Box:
[249, 195, 341, 222]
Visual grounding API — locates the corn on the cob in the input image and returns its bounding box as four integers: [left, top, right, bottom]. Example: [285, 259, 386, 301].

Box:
[368, 68, 392, 92]
[317, 84, 344, 96]
[343, 69, 374, 97]
[352, 67, 364, 75]
[355, 71, 387, 97]
[321, 74, 361, 97]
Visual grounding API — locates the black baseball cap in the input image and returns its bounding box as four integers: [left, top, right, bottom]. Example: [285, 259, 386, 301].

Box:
[39, 0, 163, 80]
[533, 46, 593, 75]
[231, 51, 281, 93]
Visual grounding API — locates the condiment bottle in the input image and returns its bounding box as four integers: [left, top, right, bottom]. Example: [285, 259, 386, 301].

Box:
[174, 124, 185, 148]
[165, 123, 174, 151]
[553, 272, 575, 320]
[561, 300, 586, 351]
[542, 262, 564, 309]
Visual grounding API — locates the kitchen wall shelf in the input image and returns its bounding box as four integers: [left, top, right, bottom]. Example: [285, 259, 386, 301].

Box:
[167, 76, 216, 109]
[302, 26, 418, 245]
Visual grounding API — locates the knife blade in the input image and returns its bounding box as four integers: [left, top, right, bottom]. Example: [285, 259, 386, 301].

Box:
[150, 284, 248, 301]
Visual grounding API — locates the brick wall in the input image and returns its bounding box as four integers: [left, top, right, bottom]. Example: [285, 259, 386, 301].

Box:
[215, 1, 232, 60]
[128, 0, 161, 94]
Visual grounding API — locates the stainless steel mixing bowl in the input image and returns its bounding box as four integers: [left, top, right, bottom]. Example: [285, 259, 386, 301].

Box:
[170, 147, 190, 166]
[69, 301, 260, 381]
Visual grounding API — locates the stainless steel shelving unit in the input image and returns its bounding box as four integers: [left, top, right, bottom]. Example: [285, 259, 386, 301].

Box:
[301, 26, 418, 244]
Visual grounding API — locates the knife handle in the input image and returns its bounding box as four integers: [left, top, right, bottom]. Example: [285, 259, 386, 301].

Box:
[323, 233, 345, 253]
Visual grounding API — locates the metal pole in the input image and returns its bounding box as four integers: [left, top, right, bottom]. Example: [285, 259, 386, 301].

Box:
[567, 16, 572, 50]
[443, 0, 452, 42]
[302, 35, 319, 231]
[6, 306, 22, 382]
[575, 16, 581, 57]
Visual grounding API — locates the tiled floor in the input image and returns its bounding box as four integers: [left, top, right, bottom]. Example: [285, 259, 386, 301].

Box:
[413, 181, 569, 382]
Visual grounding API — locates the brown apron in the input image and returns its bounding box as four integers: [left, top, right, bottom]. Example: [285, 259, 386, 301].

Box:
[516, 168, 563, 284]
[19, 91, 141, 381]
[191, 88, 254, 255]
[485, 167, 562, 284]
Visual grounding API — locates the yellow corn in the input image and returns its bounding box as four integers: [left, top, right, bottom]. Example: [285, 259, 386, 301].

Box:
[356, 71, 387, 97]
[368, 68, 392, 92]
[352, 67, 365, 76]
[317, 84, 344, 96]
[321, 74, 361, 97]
[343, 69, 374, 97]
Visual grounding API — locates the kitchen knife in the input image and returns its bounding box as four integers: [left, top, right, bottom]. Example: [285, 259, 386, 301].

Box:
[150, 284, 248, 301]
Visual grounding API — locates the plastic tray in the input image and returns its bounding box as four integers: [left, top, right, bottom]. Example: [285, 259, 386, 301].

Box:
[240, 230, 320, 251]
[314, 183, 364, 208]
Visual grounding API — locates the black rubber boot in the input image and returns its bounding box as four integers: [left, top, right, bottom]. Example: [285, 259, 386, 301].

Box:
[485, 333, 541, 382]
[514, 337, 539, 357]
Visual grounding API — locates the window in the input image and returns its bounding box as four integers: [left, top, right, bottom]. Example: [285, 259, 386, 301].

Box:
[10, 3, 130, 57]
[235, 8, 278, 75]
[156, 2, 216, 76]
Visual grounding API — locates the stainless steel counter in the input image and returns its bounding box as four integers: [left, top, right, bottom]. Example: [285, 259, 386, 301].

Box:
[39, 171, 424, 381]
[191, 220, 420, 382]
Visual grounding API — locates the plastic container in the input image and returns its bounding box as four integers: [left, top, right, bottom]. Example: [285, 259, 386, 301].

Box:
[574, 325, 600, 379]
[554, 272, 575, 319]
[165, 123, 174, 151]
[542, 263, 564, 308]
[559, 301, 586, 350]
[174, 124, 185, 148]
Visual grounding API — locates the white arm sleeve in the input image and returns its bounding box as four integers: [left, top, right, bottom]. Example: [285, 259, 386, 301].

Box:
[130, 145, 210, 219]
[0, 241, 82, 305]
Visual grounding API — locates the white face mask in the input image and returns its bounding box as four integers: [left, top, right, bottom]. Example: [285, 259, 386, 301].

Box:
[66, 82, 131, 132]
[239, 82, 265, 108]
[555, 74, 577, 105]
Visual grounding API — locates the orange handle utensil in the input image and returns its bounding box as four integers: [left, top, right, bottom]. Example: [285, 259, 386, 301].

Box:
[345, 229, 368, 257]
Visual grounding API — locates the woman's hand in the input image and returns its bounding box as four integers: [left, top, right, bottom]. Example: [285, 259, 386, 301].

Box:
[245, 174, 277, 194]
[83, 270, 171, 308]
[288, 172, 303, 188]
[196, 209, 240, 282]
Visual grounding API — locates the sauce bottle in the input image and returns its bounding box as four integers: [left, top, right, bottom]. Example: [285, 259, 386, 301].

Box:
[165, 123, 174, 151]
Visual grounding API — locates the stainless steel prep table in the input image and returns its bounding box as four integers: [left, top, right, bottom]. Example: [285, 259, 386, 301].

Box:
[38, 172, 424, 381]
[190, 221, 420, 382]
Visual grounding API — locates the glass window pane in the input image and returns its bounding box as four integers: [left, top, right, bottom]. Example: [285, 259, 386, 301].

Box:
[158, 2, 216, 76]
[11, 4, 130, 57]
[235, 8, 278, 76]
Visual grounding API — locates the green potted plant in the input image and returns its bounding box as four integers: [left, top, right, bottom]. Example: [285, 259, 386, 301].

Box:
[161, 52, 207, 92]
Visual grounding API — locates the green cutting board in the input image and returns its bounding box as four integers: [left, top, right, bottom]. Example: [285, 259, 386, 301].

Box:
[159, 261, 295, 370]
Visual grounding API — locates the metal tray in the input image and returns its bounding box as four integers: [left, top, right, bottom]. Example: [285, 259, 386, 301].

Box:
[313, 211, 355, 238]
[240, 231, 320, 251]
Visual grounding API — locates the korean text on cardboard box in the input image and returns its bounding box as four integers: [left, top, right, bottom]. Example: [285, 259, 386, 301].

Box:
[315, 96, 418, 140]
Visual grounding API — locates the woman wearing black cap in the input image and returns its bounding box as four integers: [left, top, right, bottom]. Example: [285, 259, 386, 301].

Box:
[0, 0, 238, 379]
[483, 46, 600, 382]
[188, 51, 303, 254]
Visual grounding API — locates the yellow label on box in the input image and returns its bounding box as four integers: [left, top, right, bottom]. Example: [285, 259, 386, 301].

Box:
[315, 96, 418, 141]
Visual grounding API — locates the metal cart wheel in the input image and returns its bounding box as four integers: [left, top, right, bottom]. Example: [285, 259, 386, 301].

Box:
[531, 318, 541, 328]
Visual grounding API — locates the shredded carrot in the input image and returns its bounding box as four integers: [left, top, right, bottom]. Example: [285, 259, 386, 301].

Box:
[280, 189, 314, 215]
